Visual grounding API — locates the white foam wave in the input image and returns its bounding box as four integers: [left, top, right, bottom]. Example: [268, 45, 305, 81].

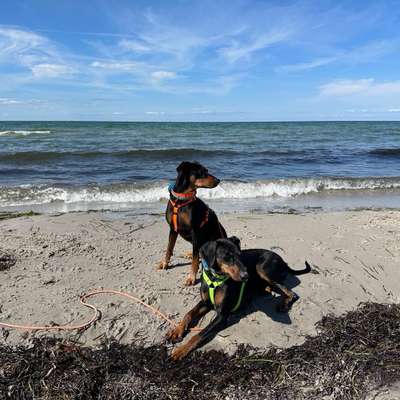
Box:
[0, 130, 51, 136]
[1, 178, 400, 208]
[198, 178, 400, 199]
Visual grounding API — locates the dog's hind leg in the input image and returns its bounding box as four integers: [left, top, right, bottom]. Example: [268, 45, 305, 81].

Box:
[184, 231, 200, 286]
[158, 229, 178, 270]
[272, 282, 299, 312]
[185, 249, 199, 286]
[256, 266, 299, 313]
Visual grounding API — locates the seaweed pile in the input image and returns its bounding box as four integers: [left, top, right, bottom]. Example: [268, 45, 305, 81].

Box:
[0, 211, 39, 221]
[0, 251, 16, 271]
[1, 302, 399, 399]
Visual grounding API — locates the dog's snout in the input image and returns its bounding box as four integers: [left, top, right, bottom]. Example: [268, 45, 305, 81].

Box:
[214, 178, 220, 185]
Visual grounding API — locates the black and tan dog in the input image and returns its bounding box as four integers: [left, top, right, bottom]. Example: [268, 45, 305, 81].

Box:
[167, 237, 311, 360]
[158, 161, 227, 285]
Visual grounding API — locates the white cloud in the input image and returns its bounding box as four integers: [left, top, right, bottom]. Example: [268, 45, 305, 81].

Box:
[219, 29, 292, 64]
[145, 111, 165, 115]
[372, 81, 400, 95]
[279, 40, 398, 73]
[388, 108, 400, 112]
[346, 108, 370, 113]
[318, 78, 400, 97]
[0, 26, 74, 80]
[151, 70, 176, 81]
[31, 63, 74, 78]
[154, 74, 241, 95]
[118, 39, 150, 53]
[113, 13, 207, 65]
[0, 97, 43, 105]
[0, 26, 57, 66]
[278, 57, 338, 72]
[0, 98, 23, 105]
[320, 79, 374, 96]
[0, 26, 48, 57]
[91, 61, 137, 71]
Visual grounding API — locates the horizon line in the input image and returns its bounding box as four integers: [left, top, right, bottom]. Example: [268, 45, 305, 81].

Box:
[1, 119, 400, 123]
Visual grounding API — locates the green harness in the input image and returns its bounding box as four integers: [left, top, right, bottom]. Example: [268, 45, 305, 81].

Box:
[202, 268, 246, 312]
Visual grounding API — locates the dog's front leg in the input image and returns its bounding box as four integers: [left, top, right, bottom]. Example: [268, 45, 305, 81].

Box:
[166, 300, 211, 343]
[158, 228, 178, 270]
[171, 312, 228, 361]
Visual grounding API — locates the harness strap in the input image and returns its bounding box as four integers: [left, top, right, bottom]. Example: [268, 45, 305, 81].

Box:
[231, 280, 246, 312]
[169, 198, 196, 232]
[168, 184, 210, 232]
[202, 269, 246, 312]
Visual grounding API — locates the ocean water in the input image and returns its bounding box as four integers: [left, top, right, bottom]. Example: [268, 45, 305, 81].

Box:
[1, 121, 400, 213]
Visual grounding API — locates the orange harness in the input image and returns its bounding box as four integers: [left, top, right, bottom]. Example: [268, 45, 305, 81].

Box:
[169, 187, 209, 232]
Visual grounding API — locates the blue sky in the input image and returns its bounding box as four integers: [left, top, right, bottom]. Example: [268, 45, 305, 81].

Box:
[1, 0, 400, 121]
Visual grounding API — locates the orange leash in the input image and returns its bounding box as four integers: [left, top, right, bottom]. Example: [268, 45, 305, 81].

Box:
[0, 289, 201, 333]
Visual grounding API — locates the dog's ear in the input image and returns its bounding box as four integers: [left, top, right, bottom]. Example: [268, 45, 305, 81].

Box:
[176, 161, 192, 173]
[228, 236, 241, 250]
[200, 241, 217, 268]
[175, 162, 191, 189]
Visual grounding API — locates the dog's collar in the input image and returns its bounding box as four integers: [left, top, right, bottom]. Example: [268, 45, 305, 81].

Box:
[202, 259, 247, 312]
[168, 183, 197, 201]
[201, 259, 226, 281]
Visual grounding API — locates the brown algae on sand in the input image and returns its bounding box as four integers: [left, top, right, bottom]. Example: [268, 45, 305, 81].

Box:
[0, 302, 399, 400]
[0, 210, 39, 221]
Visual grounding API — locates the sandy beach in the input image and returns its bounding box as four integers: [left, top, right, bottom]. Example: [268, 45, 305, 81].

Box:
[1, 209, 399, 352]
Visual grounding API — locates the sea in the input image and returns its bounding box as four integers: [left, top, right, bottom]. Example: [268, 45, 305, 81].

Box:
[1, 121, 400, 214]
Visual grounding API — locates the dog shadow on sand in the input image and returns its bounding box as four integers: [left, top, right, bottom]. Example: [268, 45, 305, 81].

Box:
[224, 274, 302, 328]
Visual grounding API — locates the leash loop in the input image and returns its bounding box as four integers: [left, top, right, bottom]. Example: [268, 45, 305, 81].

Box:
[0, 289, 201, 333]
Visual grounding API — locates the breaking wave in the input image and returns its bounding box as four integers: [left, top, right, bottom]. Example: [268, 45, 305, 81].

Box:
[1, 177, 400, 208]
[0, 130, 51, 137]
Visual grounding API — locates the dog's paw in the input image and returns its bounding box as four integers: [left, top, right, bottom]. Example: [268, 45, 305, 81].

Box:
[170, 345, 189, 361]
[184, 274, 196, 286]
[276, 294, 299, 313]
[157, 260, 169, 270]
[287, 293, 299, 309]
[166, 327, 184, 343]
[264, 286, 273, 295]
[181, 251, 192, 260]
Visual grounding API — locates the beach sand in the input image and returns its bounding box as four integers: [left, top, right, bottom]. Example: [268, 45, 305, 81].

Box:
[0, 210, 399, 353]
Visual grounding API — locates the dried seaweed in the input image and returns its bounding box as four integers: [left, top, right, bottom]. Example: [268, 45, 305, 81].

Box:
[0, 252, 16, 271]
[0, 302, 399, 399]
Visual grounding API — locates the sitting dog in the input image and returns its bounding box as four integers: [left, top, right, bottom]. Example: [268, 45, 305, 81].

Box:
[167, 237, 311, 360]
[158, 161, 227, 285]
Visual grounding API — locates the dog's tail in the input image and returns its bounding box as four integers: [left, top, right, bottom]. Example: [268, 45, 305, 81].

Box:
[287, 261, 311, 275]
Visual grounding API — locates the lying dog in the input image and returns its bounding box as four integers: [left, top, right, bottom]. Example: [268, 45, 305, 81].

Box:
[158, 161, 227, 286]
[167, 237, 311, 360]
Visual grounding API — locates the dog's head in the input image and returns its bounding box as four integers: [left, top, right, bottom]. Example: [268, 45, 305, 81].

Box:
[175, 161, 220, 191]
[200, 237, 248, 282]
